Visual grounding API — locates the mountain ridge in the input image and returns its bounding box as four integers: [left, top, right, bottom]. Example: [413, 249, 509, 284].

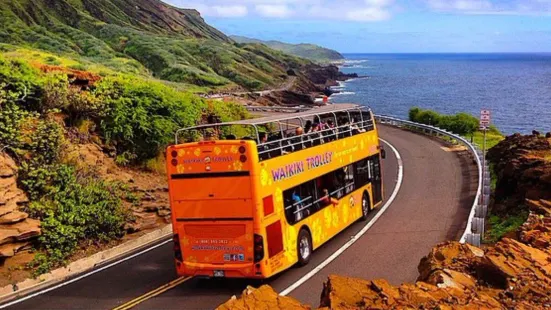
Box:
[0, 0, 313, 91]
[231, 35, 344, 62]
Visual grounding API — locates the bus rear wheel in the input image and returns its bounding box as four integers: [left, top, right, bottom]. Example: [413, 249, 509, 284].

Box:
[360, 191, 371, 221]
[297, 229, 312, 266]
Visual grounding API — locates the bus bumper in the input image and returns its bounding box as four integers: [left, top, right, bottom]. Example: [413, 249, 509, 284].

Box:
[177, 261, 262, 279]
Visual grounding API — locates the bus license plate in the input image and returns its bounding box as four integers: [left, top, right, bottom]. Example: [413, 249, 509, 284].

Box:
[214, 270, 225, 278]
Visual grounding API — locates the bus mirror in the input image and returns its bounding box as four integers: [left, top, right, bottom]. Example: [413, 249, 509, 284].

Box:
[381, 148, 386, 159]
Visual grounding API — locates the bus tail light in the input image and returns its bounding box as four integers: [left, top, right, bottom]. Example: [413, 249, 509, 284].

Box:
[240, 155, 247, 163]
[254, 234, 264, 263]
[171, 159, 178, 166]
[173, 234, 183, 262]
[239, 146, 246, 154]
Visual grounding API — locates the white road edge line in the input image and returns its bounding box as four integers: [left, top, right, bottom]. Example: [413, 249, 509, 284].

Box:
[0, 239, 173, 309]
[280, 138, 404, 296]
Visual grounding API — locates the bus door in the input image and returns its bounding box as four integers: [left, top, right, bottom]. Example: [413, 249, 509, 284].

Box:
[370, 156, 383, 204]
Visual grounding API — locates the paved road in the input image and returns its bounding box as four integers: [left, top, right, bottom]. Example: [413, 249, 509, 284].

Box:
[203, 76, 297, 98]
[6, 125, 476, 310]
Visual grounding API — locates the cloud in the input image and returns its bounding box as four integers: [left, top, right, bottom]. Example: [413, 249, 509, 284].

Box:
[346, 7, 392, 21]
[164, 0, 396, 22]
[424, 0, 551, 15]
[209, 5, 248, 17]
[255, 4, 293, 18]
[426, 0, 492, 11]
[365, 0, 394, 6]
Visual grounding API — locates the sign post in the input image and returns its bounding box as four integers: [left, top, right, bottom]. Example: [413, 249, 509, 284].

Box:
[479, 109, 491, 206]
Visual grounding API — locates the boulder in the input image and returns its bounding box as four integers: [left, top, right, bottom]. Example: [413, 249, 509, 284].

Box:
[319, 274, 502, 309]
[0, 211, 28, 224]
[425, 269, 477, 290]
[417, 241, 483, 282]
[216, 285, 310, 310]
[0, 228, 18, 245]
[0, 204, 17, 217]
[0, 242, 29, 258]
[126, 212, 159, 233]
[157, 209, 171, 217]
[0, 154, 17, 178]
[12, 218, 41, 241]
[481, 238, 551, 306]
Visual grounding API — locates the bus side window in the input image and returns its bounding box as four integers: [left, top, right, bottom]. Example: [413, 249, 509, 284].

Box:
[343, 165, 355, 194]
[354, 159, 370, 188]
[284, 181, 315, 224]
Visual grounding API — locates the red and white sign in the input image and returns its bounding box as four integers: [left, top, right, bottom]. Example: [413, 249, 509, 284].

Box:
[479, 109, 491, 129]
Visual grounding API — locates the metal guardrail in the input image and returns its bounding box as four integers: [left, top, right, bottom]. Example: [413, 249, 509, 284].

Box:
[375, 115, 489, 246]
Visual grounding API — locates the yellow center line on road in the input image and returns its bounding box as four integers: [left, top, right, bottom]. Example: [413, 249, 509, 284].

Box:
[112, 276, 192, 310]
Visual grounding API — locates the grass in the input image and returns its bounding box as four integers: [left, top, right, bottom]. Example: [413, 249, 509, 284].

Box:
[484, 208, 529, 243]
[471, 130, 505, 150]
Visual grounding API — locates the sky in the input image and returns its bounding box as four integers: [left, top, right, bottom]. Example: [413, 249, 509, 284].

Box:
[162, 0, 551, 53]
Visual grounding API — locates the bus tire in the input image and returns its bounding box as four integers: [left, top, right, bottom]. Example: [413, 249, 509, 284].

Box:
[360, 191, 371, 221]
[297, 228, 312, 266]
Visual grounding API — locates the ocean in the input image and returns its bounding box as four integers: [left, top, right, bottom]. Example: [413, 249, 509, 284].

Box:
[331, 53, 551, 135]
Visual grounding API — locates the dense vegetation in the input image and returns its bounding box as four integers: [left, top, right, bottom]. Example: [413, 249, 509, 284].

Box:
[231, 35, 344, 63]
[0, 54, 248, 274]
[408, 107, 504, 148]
[0, 0, 310, 91]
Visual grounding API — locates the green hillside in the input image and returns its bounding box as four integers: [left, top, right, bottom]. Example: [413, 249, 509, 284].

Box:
[0, 0, 309, 91]
[231, 35, 344, 63]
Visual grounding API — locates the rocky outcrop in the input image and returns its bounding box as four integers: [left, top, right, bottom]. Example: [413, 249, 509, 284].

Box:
[0, 153, 40, 260]
[319, 273, 502, 309]
[70, 143, 169, 232]
[487, 133, 551, 215]
[219, 236, 551, 309]
[216, 285, 310, 310]
[302, 64, 358, 86]
[218, 133, 551, 309]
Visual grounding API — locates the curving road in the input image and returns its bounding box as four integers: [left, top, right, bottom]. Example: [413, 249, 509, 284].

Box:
[5, 125, 477, 310]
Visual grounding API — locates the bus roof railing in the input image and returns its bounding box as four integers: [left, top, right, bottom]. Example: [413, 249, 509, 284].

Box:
[174, 103, 371, 144]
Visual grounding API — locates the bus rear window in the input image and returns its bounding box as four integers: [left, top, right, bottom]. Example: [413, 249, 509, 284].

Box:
[170, 174, 252, 201]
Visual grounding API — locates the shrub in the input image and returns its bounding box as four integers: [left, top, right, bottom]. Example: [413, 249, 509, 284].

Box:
[409, 107, 485, 136]
[95, 76, 206, 162]
[25, 164, 130, 273]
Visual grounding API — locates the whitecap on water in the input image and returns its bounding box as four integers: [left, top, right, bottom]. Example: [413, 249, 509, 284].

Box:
[331, 91, 356, 96]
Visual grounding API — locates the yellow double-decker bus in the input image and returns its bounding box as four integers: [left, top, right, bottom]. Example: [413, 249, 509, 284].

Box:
[166, 104, 385, 279]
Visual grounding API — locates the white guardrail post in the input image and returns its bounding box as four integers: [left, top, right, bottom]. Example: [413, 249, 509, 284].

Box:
[374, 115, 485, 246]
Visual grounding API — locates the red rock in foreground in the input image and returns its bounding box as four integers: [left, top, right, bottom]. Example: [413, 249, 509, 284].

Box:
[216, 133, 551, 310]
[216, 285, 311, 310]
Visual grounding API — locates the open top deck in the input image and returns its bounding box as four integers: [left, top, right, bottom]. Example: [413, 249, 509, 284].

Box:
[174, 103, 376, 162]
[175, 104, 369, 142]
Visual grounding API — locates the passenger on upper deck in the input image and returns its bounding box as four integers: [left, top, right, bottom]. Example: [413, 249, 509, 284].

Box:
[259, 132, 268, 144]
[258, 132, 270, 160]
[304, 120, 313, 134]
[350, 118, 366, 135]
